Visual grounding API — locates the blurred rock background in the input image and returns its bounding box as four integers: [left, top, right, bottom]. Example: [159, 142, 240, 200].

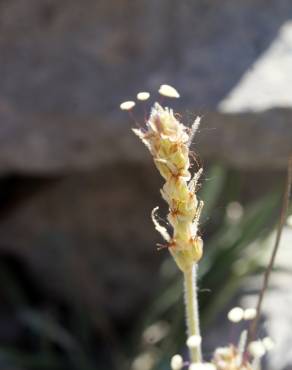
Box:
[0, 1, 291, 370]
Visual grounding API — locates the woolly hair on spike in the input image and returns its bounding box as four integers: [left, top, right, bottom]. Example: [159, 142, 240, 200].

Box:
[151, 207, 170, 242]
[187, 116, 201, 146]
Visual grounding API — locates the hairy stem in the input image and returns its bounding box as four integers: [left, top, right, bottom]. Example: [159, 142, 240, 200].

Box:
[184, 264, 202, 363]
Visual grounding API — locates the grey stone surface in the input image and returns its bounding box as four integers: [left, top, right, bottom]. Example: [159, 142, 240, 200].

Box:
[0, 0, 291, 173]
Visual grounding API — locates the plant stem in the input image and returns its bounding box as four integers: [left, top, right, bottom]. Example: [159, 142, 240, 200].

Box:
[184, 263, 202, 363]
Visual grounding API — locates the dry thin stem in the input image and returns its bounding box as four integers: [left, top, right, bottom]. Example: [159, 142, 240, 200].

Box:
[184, 264, 202, 363]
[248, 156, 292, 345]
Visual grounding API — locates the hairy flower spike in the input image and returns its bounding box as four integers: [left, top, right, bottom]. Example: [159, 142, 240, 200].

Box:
[133, 102, 203, 272]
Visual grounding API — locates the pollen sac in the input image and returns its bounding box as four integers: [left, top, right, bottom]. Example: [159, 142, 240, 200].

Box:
[120, 100, 136, 110]
[137, 91, 150, 101]
[158, 84, 180, 98]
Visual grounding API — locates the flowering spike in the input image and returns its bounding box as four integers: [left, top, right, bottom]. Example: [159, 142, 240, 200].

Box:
[133, 102, 203, 271]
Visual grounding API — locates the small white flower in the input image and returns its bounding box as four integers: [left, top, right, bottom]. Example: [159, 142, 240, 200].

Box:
[170, 354, 184, 370]
[158, 84, 180, 98]
[227, 307, 244, 323]
[120, 101, 136, 110]
[186, 335, 202, 349]
[137, 92, 150, 101]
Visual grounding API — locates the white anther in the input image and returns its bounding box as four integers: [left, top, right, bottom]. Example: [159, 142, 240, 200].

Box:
[137, 92, 150, 101]
[158, 84, 180, 98]
[120, 101, 136, 110]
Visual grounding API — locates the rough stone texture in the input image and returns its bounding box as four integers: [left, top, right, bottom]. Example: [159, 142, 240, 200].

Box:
[0, 107, 291, 174]
[0, 0, 291, 174]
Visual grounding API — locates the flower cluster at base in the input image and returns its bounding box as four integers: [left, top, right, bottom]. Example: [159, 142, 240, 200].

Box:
[133, 102, 203, 272]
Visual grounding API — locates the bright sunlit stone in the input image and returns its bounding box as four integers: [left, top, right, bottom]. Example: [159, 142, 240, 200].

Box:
[158, 84, 180, 98]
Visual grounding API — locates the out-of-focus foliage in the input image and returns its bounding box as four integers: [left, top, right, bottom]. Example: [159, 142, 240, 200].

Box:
[131, 165, 282, 370]
[0, 165, 283, 370]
